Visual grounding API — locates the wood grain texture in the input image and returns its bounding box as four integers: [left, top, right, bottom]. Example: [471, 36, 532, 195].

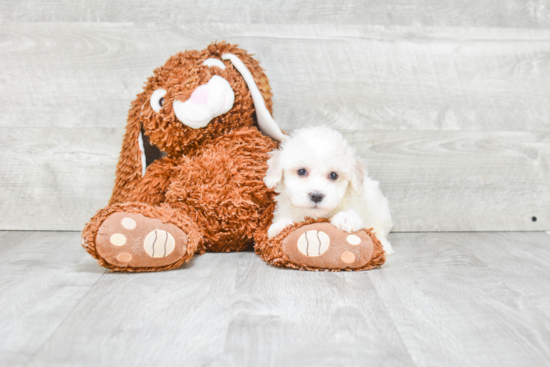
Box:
[30, 252, 414, 366]
[0, 231, 105, 367]
[457, 232, 550, 320]
[1, 127, 548, 231]
[2, 0, 550, 29]
[1, 23, 550, 231]
[344, 130, 550, 232]
[1, 231, 549, 366]
[369, 231, 550, 367]
[0, 127, 119, 231]
[1, 23, 549, 131]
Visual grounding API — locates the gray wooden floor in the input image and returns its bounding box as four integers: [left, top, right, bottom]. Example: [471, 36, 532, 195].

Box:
[0, 231, 549, 366]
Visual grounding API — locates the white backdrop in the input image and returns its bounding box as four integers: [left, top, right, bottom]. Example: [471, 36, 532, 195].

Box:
[0, 0, 549, 231]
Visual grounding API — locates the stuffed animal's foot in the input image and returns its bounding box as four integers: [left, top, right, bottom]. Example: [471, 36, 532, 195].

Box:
[94, 212, 193, 271]
[276, 221, 385, 271]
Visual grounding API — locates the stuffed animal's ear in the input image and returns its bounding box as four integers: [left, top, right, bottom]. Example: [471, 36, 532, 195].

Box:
[350, 156, 366, 195]
[264, 149, 283, 189]
[108, 95, 147, 205]
[221, 52, 287, 142]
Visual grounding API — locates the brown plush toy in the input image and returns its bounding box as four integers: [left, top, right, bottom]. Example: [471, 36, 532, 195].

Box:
[255, 217, 385, 271]
[82, 42, 385, 272]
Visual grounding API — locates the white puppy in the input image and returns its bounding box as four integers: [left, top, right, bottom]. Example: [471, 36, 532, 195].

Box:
[264, 126, 394, 255]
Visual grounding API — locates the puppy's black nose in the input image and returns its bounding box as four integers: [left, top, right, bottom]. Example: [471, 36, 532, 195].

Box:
[309, 192, 324, 203]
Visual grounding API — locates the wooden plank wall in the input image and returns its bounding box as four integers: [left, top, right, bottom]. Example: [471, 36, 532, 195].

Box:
[1, 1, 549, 231]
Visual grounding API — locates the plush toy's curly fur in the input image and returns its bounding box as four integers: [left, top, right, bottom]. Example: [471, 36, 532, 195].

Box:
[109, 42, 274, 205]
[82, 202, 202, 272]
[254, 216, 386, 272]
[82, 41, 385, 273]
[82, 42, 278, 271]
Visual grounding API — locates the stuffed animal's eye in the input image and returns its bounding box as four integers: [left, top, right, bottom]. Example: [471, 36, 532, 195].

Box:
[329, 172, 338, 180]
[297, 168, 307, 176]
[150, 89, 167, 112]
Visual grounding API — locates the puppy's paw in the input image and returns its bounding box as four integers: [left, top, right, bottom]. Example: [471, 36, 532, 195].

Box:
[330, 210, 364, 233]
[379, 237, 394, 256]
[268, 219, 295, 239]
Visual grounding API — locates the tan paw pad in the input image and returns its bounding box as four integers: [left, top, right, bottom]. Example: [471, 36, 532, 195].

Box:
[282, 223, 374, 270]
[121, 217, 137, 230]
[117, 252, 133, 262]
[346, 234, 361, 245]
[110, 233, 127, 246]
[340, 251, 355, 263]
[96, 212, 189, 268]
[297, 230, 330, 257]
[143, 230, 175, 258]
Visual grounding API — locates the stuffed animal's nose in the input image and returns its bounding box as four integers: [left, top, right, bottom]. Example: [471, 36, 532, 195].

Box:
[173, 75, 235, 129]
[309, 192, 324, 203]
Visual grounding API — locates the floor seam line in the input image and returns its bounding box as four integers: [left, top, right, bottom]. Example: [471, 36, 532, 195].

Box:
[367, 272, 419, 367]
[25, 269, 108, 366]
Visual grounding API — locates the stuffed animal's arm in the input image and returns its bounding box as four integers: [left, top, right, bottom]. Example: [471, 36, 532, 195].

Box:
[165, 128, 277, 206]
[130, 157, 182, 206]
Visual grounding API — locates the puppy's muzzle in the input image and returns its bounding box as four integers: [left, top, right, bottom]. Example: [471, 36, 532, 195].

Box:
[309, 192, 324, 203]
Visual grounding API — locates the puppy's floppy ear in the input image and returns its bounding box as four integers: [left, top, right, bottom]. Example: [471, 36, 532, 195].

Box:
[350, 156, 366, 195]
[264, 149, 283, 189]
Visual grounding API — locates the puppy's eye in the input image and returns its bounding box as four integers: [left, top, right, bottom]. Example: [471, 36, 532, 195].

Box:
[150, 89, 167, 113]
[297, 168, 307, 176]
[329, 172, 338, 180]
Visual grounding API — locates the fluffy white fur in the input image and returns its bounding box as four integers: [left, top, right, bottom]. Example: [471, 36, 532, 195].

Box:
[264, 126, 394, 255]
